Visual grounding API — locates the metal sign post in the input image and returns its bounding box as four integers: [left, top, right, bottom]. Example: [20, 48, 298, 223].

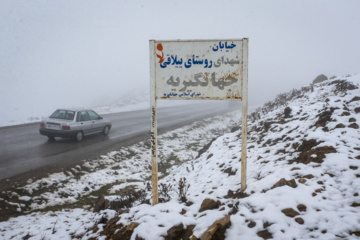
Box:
[149, 41, 159, 205]
[241, 39, 248, 191]
[150, 39, 248, 205]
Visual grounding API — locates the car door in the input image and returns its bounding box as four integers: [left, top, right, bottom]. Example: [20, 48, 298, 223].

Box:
[87, 110, 103, 134]
[78, 111, 93, 135]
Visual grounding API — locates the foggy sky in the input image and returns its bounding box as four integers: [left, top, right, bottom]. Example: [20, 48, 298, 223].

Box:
[1, 0, 360, 122]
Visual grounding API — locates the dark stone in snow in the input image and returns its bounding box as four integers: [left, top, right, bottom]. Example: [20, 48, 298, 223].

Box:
[281, 208, 300, 218]
[271, 178, 297, 189]
[199, 198, 221, 212]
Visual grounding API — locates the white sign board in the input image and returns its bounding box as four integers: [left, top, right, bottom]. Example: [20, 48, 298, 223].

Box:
[152, 39, 247, 100]
[149, 39, 248, 205]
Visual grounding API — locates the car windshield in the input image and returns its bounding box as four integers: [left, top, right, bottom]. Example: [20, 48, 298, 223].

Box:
[50, 110, 75, 120]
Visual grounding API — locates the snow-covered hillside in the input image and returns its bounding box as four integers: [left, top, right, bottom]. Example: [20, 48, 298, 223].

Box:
[1, 75, 360, 239]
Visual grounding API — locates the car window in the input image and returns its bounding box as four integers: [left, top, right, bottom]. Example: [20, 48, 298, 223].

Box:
[87, 110, 101, 120]
[79, 111, 90, 121]
[65, 111, 75, 120]
[50, 110, 75, 120]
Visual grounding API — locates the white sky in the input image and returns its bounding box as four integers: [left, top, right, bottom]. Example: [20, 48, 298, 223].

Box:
[1, 0, 360, 119]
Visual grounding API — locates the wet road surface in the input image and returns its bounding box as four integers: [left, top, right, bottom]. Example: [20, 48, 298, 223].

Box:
[0, 102, 234, 191]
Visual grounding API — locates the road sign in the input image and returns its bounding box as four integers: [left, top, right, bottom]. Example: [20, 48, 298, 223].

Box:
[150, 39, 248, 205]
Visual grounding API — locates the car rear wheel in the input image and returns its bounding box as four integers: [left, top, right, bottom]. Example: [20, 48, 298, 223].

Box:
[103, 125, 110, 136]
[47, 136, 55, 141]
[75, 131, 83, 142]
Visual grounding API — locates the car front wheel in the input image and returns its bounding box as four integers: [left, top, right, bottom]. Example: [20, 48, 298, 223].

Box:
[103, 126, 110, 136]
[75, 131, 83, 142]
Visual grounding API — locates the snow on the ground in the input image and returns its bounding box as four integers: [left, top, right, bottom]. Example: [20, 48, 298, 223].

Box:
[0, 107, 240, 239]
[7, 111, 239, 212]
[1, 75, 360, 239]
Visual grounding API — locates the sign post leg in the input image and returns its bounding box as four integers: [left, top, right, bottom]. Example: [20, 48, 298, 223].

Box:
[241, 39, 249, 191]
[241, 100, 247, 191]
[149, 40, 158, 205]
[150, 103, 158, 205]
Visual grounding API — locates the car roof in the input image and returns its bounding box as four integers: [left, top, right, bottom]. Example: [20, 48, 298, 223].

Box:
[56, 108, 94, 112]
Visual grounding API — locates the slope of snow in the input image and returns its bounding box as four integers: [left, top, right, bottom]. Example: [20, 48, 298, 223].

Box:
[100, 76, 360, 240]
[1, 75, 359, 239]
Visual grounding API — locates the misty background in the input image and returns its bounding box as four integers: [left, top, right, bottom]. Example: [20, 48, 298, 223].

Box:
[1, 0, 359, 126]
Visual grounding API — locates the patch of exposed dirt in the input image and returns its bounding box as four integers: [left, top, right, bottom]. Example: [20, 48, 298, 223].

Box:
[330, 80, 358, 91]
[291, 139, 337, 164]
[314, 108, 338, 128]
[100, 217, 139, 240]
[197, 138, 217, 158]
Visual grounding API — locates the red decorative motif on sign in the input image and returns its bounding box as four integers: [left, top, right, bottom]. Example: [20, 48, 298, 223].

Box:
[156, 43, 164, 63]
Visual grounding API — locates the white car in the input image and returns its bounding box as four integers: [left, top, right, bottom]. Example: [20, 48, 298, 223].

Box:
[39, 109, 111, 141]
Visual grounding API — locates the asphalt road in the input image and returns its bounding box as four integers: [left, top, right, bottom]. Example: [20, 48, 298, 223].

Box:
[0, 102, 234, 191]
